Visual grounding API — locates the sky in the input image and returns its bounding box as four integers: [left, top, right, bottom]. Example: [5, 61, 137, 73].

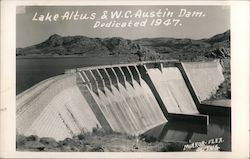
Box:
[16, 6, 230, 48]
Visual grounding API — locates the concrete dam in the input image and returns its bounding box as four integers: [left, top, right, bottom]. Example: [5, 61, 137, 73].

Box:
[16, 60, 225, 141]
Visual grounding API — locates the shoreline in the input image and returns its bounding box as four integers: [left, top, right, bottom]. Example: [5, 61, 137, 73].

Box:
[16, 55, 114, 59]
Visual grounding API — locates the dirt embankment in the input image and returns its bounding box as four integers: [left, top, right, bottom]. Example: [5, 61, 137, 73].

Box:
[17, 128, 184, 152]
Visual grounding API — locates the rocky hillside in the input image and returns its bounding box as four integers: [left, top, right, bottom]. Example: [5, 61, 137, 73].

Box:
[134, 30, 230, 61]
[17, 30, 230, 61]
[16, 34, 155, 57]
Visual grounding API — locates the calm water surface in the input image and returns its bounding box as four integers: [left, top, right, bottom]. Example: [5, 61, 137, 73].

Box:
[142, 115, 231, 151]
[16, 56, 134, 94]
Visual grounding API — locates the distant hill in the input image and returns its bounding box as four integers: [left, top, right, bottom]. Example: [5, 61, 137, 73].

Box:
[17, 30, 230, 61]
[16, 34, 156, 57]
[134, 30, 230, 60]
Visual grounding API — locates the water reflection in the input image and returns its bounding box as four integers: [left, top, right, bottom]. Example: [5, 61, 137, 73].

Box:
[142, 115, 231, 151]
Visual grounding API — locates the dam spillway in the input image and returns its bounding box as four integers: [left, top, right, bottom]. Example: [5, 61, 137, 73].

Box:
[16, 60, 225, 141]
[78, 66, 167, 135]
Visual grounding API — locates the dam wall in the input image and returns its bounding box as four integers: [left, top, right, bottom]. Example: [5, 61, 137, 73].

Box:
[77, 66, 167, 135]
[146, 65, 199, 114]
[17, 74, 101, 141]
[182, 60, 225, 101]
[17, 60, 225, 140]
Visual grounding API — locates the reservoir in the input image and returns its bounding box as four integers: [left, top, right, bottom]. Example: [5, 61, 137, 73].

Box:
[16, 56, 136, 94]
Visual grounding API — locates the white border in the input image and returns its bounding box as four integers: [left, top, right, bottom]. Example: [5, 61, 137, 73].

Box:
[1, 0, 249, 158]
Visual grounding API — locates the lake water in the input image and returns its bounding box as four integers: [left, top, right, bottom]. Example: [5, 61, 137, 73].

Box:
[16, 56, 136, 94]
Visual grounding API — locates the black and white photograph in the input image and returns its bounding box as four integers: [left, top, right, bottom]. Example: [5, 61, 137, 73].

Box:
[0, 0, 249, 158]
[15, 5, 231, 152]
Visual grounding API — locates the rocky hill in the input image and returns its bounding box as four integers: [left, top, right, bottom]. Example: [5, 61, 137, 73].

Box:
[134, 30, 230, 61]
[17, 30, 230, 61]
[16, 34, 156, 57]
